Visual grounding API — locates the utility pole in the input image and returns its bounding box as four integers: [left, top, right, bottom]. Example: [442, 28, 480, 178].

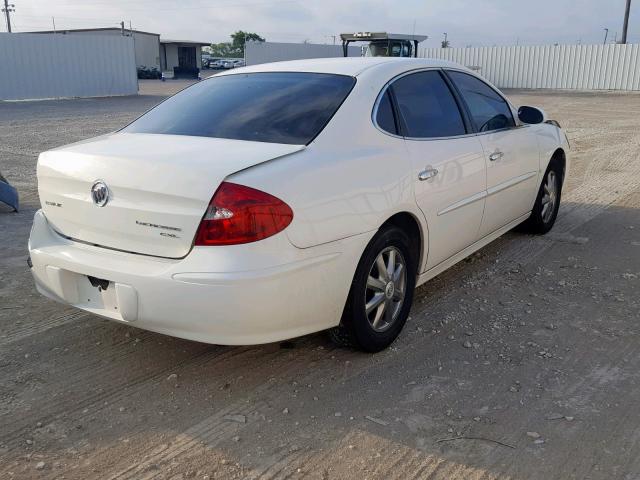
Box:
[120, 20, 125, 36]
[622, 0, 632, 44]
[603, 27, 609, 44]
[2, 0, 15, 33]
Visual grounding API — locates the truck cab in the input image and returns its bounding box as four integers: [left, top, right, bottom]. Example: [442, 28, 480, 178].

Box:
[340, 32, 428, 58]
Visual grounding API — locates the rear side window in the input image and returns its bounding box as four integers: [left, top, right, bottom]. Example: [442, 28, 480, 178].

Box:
[447, 71, 515, 132]
[375, 89, 398, 135]
[123, 72, 356, 145]
[390, 71, 466, 138]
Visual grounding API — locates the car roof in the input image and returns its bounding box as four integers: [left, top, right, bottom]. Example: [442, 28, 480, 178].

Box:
[210, 57, 469, 78]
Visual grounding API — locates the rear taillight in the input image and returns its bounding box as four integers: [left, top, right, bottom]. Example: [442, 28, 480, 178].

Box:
[194, 182, 293, 246]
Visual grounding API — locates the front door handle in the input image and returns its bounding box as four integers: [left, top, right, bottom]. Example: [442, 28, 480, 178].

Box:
[489, 151, 504, 161]
[418, 167, 438, 181]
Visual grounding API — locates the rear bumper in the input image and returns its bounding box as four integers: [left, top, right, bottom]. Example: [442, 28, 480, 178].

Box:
[28, 210, 368, 345]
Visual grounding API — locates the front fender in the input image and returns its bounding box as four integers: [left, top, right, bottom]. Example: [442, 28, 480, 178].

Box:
[533, 123, 570, 182]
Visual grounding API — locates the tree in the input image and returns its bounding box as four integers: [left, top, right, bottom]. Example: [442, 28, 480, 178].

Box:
[210, 31, 265, 58]
[231, 31, 265, 48]
[209, 42, 239, 58]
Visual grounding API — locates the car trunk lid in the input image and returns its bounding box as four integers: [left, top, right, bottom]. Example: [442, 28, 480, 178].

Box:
[37, 133, 304, 258]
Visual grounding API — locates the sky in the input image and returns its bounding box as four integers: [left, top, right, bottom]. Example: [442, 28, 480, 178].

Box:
[6, 0, 640, 47]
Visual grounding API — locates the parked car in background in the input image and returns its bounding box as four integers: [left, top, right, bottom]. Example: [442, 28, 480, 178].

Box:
[0, 170, 19, 212]
[29, 58, 569, 352]
[233, 59, 245, 68]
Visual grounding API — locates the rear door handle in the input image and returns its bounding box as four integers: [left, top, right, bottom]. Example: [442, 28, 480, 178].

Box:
[489, 151, 504, 161]
[418, 168, 438, 181]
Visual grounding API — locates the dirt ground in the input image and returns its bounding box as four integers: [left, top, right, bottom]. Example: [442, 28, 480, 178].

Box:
[0, 81, 639, 480]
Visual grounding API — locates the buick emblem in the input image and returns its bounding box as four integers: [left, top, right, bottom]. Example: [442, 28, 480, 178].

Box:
[91, 180, 110, 207]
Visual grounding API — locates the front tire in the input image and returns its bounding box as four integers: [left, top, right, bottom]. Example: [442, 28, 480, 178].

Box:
[330, 225, 417, 352]
[522, 160, 562, 234]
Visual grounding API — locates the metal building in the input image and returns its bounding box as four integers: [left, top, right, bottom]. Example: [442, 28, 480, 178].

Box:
[245, 41, 361, 66]
[0, 33, 138, 100]
[28, 27, 161, 70]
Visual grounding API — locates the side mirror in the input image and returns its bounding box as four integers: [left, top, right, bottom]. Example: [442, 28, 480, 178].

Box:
[518, 105, 546, 125]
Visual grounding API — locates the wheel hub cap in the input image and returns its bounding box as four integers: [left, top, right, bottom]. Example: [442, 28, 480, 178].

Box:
[385, 281, 395, 299]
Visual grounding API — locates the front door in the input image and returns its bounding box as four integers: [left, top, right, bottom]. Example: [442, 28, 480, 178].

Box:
[388, 70, 487, 271]
[476, 127, 540, 236]
[178, 46, 197, 69]
[446, 70, 540, 237]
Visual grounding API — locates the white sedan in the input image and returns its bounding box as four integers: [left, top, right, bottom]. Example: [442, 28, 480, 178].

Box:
[29, 58, 569, 352]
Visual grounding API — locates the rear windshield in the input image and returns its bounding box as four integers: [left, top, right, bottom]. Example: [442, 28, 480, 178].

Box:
[123, 72, 356, 145]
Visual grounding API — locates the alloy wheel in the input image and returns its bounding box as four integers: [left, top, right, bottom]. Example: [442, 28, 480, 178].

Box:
[364, 246, 407, 332]
[541, 170, 557, 223]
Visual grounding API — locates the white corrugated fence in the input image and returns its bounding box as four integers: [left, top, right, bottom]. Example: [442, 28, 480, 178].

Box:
[420, 44, 640, 91]
[0, 33, 138, 101]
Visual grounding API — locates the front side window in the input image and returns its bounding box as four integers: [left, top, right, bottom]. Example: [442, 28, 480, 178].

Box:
[123, 72, 356, 145]
[390, 41, 411, 57]
[366, 42, 390, 57]
[447, 71, 515, 132]
[366, 41, 411, 57]
[390, 71, 466, 138]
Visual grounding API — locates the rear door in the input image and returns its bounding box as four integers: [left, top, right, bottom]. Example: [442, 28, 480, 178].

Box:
[446, 70, 540, 237]
[382, 70, 486, 271]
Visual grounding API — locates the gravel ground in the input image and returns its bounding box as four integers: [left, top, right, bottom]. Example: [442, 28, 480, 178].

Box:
[0, 82, 639, 480]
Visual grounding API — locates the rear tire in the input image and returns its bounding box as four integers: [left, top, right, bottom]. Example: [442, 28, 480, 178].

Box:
[521, 160, 562, 234]
[329, 225, 417, 352]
